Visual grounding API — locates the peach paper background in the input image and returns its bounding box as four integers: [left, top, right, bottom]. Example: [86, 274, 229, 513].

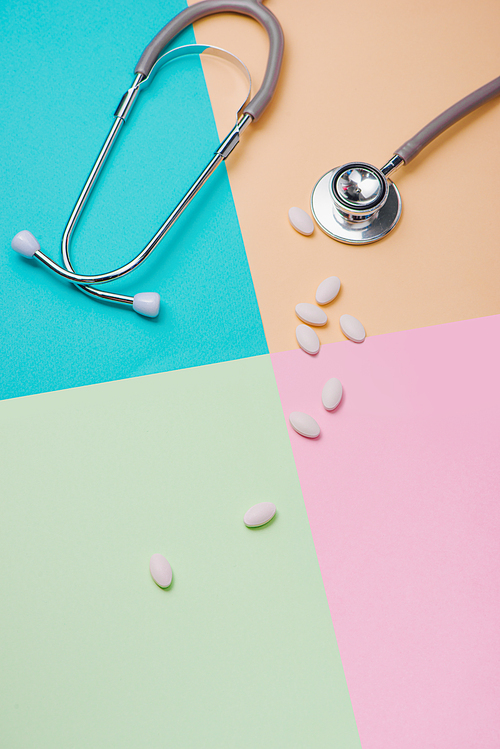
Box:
[190, 0, 500, 351]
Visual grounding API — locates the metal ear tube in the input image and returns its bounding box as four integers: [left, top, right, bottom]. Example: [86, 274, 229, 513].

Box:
[11, 0, 284, 316]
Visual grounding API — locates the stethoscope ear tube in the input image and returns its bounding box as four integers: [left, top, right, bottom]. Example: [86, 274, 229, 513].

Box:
[135, 0, 284, 121]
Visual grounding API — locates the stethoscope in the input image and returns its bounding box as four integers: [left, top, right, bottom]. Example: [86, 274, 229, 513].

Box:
[11, 0, 284, 317]
[12, 1, 500, 313]
[311, 75, 500, 244]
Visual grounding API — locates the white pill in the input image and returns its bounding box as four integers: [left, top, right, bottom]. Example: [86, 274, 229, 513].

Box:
[340, 314, 366, 343]
[322, 378, 343, 411]
[149, 553, 173, 589]
[288, 207, 314, 236]
[295, 303, 327, 326]
[315, 276, 341, 305]
[289, 411, 321, 438]
[244, 502, 277, 528]
[296, 324, 320, 355]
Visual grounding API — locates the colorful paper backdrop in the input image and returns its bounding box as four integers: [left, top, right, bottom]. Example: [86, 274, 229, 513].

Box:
[2, 0, 500, 747]
[271, 315, 500, 749]
[190, 2, 500, 745]
[190, 0, 500, 350]
[0, 356, 360, 748]
[1, 0, 266, 401]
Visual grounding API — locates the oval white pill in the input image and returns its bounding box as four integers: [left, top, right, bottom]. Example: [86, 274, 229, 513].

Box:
[288, 207, 314, 236]
[322, 377, 343, 411]
[296, 324, 320, 355]
[315, 276, 341, 305]
[244, 502, 277, 528]
[289, 411, 321, 438]
[295, 303, 327, 326]
[340, 314, 366, 343]
[149, 553, 173, 589]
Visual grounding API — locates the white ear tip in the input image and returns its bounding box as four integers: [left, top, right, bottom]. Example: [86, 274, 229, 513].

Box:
[11, 230, 40, 258]
[133, 292, 160, 318]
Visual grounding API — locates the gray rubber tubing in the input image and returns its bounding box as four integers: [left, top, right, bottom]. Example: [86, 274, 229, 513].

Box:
[135, 0, 284, 121]
[395, 75, 500, 164]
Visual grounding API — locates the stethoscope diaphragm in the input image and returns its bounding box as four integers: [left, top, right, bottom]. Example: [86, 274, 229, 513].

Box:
[311, 162, 402, 245]
[311, 74, 500, 244]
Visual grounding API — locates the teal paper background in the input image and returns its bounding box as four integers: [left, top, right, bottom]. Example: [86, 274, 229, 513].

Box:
[0, 0, 267, 400]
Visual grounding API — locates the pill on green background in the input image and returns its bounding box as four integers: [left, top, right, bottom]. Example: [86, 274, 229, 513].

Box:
[149, 553, 172, 588]
[244, 502, 277, 527]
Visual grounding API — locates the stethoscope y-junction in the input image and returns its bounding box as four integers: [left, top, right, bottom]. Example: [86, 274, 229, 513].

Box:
[11, 0, 284, 317]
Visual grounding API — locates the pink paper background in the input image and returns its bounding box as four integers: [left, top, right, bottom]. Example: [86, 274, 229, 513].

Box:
[271, 315, 500, 749]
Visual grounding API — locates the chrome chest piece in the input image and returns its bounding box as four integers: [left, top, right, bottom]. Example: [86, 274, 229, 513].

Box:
[311, 159, 402, 245]
[311, 74, 500, 245]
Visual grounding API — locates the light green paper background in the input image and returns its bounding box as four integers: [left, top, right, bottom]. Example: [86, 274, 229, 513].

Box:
[1, 356, 360, 749]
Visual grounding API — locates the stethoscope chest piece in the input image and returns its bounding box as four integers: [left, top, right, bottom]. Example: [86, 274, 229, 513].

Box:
[310, 73, 500, 245]
[311, 162, 402, 245]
